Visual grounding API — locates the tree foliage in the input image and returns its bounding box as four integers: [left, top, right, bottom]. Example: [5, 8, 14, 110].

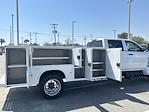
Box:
[117, 32, 148, 44]
[117, 32, 128, 39]
[132, 36, 148, 44]
[0, 38, 6, 46]
[43, 42, 51, 46]
[24, 39, 29, 44]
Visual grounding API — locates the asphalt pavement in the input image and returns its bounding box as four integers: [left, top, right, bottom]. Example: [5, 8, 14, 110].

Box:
[0, 78, 149, 112]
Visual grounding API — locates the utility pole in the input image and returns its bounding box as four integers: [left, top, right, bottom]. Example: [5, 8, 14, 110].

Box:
[90, 35, 93, 41]
[90, 35, 93, 46]
[29, 32, 32, 45]
[128, 0, 133, 39]
[84, 36, 87, 46]
[16, 0, 20, 45]
[33, 32, 38, 44]
[21, 37, 24, 44]
[10, 26, 12, 45]
[112, 30, 117, 38]
[51, 24, 58, 45]
[74, 37, 76, 44]
[11, 14, 14, 45]
[72, 21, 76, 46]
[57, 32, 60, 44]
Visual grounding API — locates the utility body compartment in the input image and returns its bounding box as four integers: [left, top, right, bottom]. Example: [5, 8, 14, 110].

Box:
[6, 46, 29, 85]
[0, 46, 126, 88]
[85, 48, 106, 80]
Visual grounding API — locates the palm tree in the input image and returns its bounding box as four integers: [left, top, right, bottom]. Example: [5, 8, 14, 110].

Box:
[0, 38, 5, 47]
[24, 39, 29, 44]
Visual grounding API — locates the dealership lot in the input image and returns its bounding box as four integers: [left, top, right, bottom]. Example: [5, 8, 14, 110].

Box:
[0, 78, 149, 112]
[0, 55, 149, 112]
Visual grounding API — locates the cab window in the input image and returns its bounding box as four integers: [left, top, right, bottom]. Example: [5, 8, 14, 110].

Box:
[125, 41, 142, 52]
[87, 40, 103, 47]
[108, 40, 124, 50]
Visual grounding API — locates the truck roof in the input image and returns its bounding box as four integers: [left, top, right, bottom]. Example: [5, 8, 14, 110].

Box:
[88, 38, 130, 42]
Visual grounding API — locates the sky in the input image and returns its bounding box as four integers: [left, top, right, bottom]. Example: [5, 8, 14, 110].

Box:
[0, 0, 149, 45]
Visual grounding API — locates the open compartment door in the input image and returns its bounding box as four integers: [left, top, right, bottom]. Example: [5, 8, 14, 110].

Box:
[6, 46, 29, 87]
[106, 48, 122, 82]
[72, 48, 82, 67]
[0, 54, 6, 87]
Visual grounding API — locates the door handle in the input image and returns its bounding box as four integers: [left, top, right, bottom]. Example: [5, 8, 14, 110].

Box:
[77, 56, 80, 59]
[128, 54, 133, 55]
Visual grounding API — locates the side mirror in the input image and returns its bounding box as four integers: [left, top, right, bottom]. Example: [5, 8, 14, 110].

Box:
[140, 47, 146, 52]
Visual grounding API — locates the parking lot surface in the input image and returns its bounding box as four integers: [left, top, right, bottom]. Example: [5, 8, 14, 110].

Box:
[0, 78, 149, 112]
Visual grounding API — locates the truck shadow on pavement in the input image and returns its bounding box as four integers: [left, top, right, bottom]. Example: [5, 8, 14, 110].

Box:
[2, 78, 149, 112]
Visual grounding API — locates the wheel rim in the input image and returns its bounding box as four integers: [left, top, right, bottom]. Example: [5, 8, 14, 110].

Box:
[44, 79, 61, 96]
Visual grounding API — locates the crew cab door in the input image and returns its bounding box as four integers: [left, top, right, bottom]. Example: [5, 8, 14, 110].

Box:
[106, 48, 122, 82]
[125, 41, 148, 70]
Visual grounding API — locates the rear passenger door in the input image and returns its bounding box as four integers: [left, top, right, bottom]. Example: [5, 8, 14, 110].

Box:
[125, 41, 148, 70]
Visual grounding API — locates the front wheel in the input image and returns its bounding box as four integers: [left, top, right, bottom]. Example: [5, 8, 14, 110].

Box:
[40, 75, 63, 99]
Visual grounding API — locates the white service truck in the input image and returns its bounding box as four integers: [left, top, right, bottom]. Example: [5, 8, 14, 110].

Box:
[0, 38, 149, 99]
[87, 38, 149, 76]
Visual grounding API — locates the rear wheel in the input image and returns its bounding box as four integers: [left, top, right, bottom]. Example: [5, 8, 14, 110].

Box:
[40, 74, 63, 99]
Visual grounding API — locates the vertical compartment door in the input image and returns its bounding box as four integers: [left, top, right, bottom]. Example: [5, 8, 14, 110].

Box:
[72, 48, 82, 67]
[6, 47, 29, 85]
[106, 48, 122, 82]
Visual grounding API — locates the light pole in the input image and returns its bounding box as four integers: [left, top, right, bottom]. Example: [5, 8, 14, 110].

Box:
[72, 21, 76, 46]
[128, 0, 133, 39]
[16, 0, 19, 45]
[112, 30, 117, 39]
[11, 14, 14, 45]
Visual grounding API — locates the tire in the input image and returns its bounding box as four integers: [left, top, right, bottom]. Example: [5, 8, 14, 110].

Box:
[39, 74, 64, 99]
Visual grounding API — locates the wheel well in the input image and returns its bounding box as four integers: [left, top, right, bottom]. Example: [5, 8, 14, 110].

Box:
[39, 70, 65, 84]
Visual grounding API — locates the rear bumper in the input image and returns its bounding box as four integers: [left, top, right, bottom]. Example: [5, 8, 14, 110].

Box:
[143, 67, 149, 76]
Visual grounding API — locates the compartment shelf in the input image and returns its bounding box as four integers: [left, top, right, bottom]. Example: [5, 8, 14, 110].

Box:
[92, 62, 104, 64]
[32, 57, 69, 60]
[92, 69, 104, 71]
[8, 65, 27, 68]
[74, 66, 84, 69]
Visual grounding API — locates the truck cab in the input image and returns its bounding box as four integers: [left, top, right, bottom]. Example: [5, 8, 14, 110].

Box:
[87, 38, 148, 73]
